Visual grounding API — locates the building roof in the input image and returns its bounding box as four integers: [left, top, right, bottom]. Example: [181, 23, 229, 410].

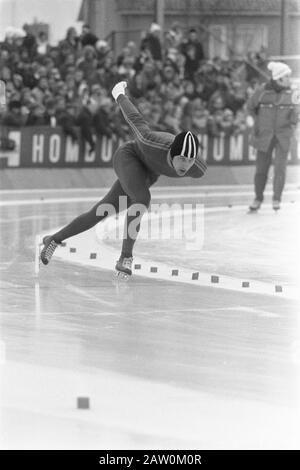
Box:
[198, 0, 300, 12]
[115, 0, 300, 13]
[78, 0, 300, 21]
[78, 0, 89, 21]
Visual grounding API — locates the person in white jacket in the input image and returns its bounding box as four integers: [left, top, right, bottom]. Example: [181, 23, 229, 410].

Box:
[247, 61, 300, 211]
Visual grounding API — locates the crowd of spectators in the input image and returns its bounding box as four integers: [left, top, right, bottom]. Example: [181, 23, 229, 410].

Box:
[0, 21, 268, 151]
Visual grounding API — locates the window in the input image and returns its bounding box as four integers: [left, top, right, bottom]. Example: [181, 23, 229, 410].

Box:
[234, 24, 268, 57]
[208, 25, 228, 59]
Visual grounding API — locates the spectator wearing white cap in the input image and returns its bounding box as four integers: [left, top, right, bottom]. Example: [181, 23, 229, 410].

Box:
[247, 61, 300, 211]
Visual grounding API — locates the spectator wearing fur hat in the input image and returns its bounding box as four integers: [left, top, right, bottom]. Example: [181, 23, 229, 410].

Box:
[247, 61, 300, 211]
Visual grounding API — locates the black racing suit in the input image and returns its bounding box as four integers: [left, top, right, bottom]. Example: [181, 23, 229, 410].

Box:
[53, 95, 207, 258]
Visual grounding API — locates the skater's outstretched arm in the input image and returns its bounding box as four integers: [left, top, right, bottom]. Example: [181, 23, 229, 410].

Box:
[111, 81, 150, 134]
[111, 81, 170, 152]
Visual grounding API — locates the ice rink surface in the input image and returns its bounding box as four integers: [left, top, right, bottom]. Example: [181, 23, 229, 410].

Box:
[0, 184, 300, 449]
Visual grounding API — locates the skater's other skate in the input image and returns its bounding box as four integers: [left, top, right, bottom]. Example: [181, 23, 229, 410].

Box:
[115, 256, 133, 279]
[249, 199, 262, 212]
[40, 236, 61, 265]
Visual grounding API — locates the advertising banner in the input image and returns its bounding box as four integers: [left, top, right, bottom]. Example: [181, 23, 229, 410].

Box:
[0, 126, 299, 168]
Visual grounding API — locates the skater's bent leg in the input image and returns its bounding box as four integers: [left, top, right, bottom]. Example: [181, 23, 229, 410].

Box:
[113, 142, 156, 259]
[121, 189, 151, 258]
[52, 180, 128, 243]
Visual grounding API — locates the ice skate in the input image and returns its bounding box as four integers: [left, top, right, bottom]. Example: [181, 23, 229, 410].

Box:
[114, 256, 133, 280]
[248, 199, 262, 212]
[40, 235, 61, 265]
[272, 200, 281, 211]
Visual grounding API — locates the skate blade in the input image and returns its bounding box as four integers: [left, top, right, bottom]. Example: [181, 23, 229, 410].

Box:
[113, 270, 130, 281]
[35, 237, 43, 276]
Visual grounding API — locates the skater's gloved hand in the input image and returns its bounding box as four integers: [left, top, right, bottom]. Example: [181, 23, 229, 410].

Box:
[111, 81, 127, 101]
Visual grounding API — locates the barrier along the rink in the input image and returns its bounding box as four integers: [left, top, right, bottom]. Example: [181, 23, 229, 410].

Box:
[1, 126, 299, 168]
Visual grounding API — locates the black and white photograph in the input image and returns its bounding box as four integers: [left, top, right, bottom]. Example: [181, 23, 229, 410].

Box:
[0, 0, 299, 453]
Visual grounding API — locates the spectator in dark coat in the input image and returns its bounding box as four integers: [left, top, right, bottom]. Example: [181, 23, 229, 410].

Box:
[93, 98, 115, 138]
[77, 45, 97, 82]
[22, 24, 37, 59]
[1, 100, 25, 127]
[79, 24, 98, 48]
[26, 103, 48, 126]
[76, 98, 97, 153]
[183, 44, 200, 81]
[141, 23, 162, 62]
[56, 102, 79, 142]
[59, 27, 79, 61]
[180, 28, 204, 75]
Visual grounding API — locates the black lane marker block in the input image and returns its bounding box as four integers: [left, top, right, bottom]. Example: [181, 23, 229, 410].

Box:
[192, 272, 199, 280]
[61, 242, 66, 247]
[150, 267, 158, 273]
[172, 269, 179, 276]
[77, 397, 90, 409]
[134, 264, 141, 270]
[242, 281, 250, 288]
[211, 275, 219, 283]
[275, 285, 283, 293]
[70, 247, 76, 253]
[90, 253, 97, 259]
